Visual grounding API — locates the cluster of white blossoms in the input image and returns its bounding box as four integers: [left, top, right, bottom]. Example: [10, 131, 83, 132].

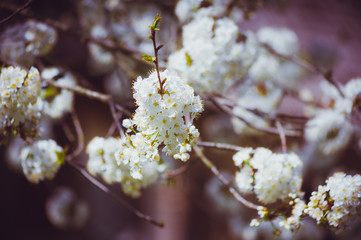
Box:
[45, 187, 89, 229]
[129, 70, 203, 161]
[0, 20, 57, 67]
[231, 82, 283, 134]
[249, 27, 302, 88]
[40, 67, 76, 119]
[305, 109, 353, 156]
[87, 136, 166, 198]
[231, 27, 303, 135]
[20, 139, 64, 184]
[278, 194, 306, 231]
[305, 78, 361, 156]
[86, 70, 202, 196]
[233, 147, 303, 204]
[320, 78, 361, 115]
[168, 14, 258, 93]
[175, 0, 245, 24]
[304, 173, 361, 231]
[0, 66, 42, 131]
[78, 0, 175, 74]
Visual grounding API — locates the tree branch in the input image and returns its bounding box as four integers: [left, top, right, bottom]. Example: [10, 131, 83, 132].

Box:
[0, 0, 33, 24]
[194, 146, 261, 210]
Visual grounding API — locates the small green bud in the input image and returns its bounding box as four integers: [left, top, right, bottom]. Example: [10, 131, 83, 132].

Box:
[40, 86, 59, 100]
[142, 54, 156, 63]
[55, 151, 65, 165]
[185, 52, 193, 66]
[149, 14, 162, 31]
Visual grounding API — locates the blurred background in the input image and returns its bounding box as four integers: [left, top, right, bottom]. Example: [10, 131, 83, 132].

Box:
[1, 0, 361, 239]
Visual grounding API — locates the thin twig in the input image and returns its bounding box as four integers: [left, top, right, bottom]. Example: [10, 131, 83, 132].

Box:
[275, 121, 287, 154]
[194, 146, 261, 210]
[106, 122, 117, 138]
[67, 160, 164, 228]
[109, 100, 125, 138]
[68, 110, 84, 160]
[115, 104, 133, 117]
[148, 14, 164, 93]
[0, 0, 33, 24]
[208, 95, 302, 137]
[46, 79, 110, 102]
[197, 141, 245, 152]
[47, 79, 125, 138]
[65, 109, 163, 228]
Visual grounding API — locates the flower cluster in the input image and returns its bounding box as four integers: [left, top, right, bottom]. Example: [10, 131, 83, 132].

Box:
[0, 20, 57, 67]
[41, 67, 76, 119]
[320, 78, 361, 115]
[20, 139, 64, 184]
[305, 78, 361, 156]
[129, 70, 203, 161]
[234, 147, 303, 204]
[231, 82, 283, 134]
[304, 172, 361, 231]
[87, 136, 166, 198]
[305, 109, 353, 156]
[0, 66, 42, 131]
[78, 0, 174, 74]
[279, 194, 306, 231]
[168, 14, 257, 93]
[175, 0, 244, 23]
[249, 27, 302, 88]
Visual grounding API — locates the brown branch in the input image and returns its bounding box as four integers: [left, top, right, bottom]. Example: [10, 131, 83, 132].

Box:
[194, 146, 261, 210]
[275, 121, 287, 153]
[106, 122, 117, 138]
[46, 79, 125, 138]
[109, 100, 125, 138]
[0, 0, 33, 24]
[148, 14, 164, 94]
[45, 79, 110, 102]
[0, 2, 148, 65]
[67, 110, 84, 160]
[64, 110, 163, 228]
[197, 141, 246, 152]
[115, 104, 133, 117]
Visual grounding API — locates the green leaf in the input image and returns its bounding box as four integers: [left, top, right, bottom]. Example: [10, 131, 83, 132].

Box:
[185, 52, 193, 66]
[142, 54, 156, 63]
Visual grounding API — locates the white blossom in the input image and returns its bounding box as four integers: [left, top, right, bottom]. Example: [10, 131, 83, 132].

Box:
[305, 109, 353, 156]
[0, 66, 42, 130]
[41, 67, 76, 119]
[87, 136, 166, 198]
[131, 70, 203, 161]
[20, 139, 64, 184]
[231, 82, 282, 134]
[234, 147, 303, 204]
[305, 173, 361, 232]
[0, 20, 57, 67]
[279, 196, 306, 231]
[168, 15, 258, 93]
